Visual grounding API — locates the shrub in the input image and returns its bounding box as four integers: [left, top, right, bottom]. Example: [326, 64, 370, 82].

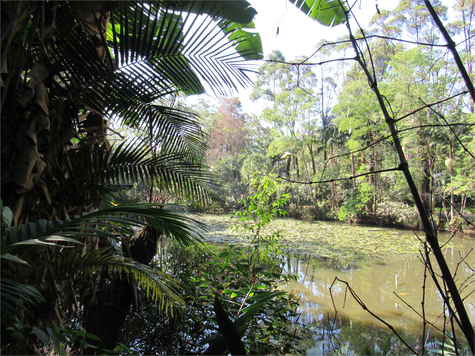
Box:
[375, 200, 419, 227]
[119, 243, 314, 354]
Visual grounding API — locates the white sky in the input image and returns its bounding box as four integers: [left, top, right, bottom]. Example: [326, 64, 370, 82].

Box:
[193, 0, 456, 115]
[238, 0, 401, 115]
[250, 0, 400, 60]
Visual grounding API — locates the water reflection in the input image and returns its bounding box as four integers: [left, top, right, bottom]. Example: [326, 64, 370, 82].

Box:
[280, 235, 475, 355]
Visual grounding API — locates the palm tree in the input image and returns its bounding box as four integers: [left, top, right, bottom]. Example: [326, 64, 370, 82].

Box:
[1, 1, 262, 353]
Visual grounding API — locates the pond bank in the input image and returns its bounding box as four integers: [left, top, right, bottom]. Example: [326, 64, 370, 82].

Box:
[284, 205, 475, 236]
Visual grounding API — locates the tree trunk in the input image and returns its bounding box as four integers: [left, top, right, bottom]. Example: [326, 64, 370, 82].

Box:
[308, 143, 316, 175]
[84, 226, 160, 353]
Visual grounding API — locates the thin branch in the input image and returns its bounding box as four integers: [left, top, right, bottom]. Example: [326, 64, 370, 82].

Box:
[330, 277, 417, 354]
[424, 0, 475, 102]
[447, 201, 475, 229]
[419, 98, 475, 161]
[392, 292, 444, 334]
[279, 166, 401, 185]
[394, 91, 468, 123]
[423, 243, 463, 332]
[397, 123, 475, 133]
[303, 35, 448, 65]
[265, 57, 356, 67]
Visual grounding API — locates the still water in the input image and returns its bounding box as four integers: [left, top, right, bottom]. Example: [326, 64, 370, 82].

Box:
[279, 231, 475, 355]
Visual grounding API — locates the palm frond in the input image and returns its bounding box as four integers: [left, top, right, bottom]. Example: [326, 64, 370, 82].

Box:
[62, 139, 219, 206]
[118, 103, 208, 162]
[50, 247, 184, 315]
[42, 0, 261, 116]
[98, 184, 138, 210]
[1, 277, 45, 319]
[5, 205, 204, 251]
[50, 247, 115, 278]
[113, 256, 184, 315]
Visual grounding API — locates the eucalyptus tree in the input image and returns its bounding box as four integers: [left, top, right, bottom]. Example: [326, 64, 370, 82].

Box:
[1, 0, 262, 353]
[290, 0, 474, 351]
[205, 98, 250, 205]
[251, 50, 326, 207]
[207, 97, 249, 166]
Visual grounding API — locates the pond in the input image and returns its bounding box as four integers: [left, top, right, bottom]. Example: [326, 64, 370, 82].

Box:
[199, 214, 475, 355]
[282, 241, 475, 355]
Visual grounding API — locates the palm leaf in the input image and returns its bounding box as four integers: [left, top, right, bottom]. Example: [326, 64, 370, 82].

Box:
[43, 0, 261, 115]
[62, 139, 220, 206]
[118, 104, 208, 161]
[1, 277, 45, 319]
[289, 0, 348, 27]
[50, 247, 184, 315]
[113, 256, 184, 315]
[11, 1, 258, 125]
[4, 204, 204, 254]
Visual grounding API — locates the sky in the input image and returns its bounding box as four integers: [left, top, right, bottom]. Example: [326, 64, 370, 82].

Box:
[194, 0, 456, 115]
[233, 0, 401, 115]
[250, 0, 400, 60]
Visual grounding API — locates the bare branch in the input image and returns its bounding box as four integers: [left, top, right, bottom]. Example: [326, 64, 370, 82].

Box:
[265, 57, 356, 67]
[394, 91, 469, 123]
[278, 166, 401, 185]
[330, 277, 417, 354]
[419, 98, 475, 161]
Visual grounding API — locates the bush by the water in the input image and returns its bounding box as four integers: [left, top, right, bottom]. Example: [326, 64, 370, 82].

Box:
[372, 200, 419, 228]
[119, 244, 314, 354]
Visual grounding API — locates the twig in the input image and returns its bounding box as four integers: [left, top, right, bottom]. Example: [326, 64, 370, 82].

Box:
[421, 243, 429, 354]
[279, 166, 401, 185]
[392, 292, 444, 334]
[330, 277, 417, 354]
[419, 98, 475, 161]
[394, 91, 468, 123]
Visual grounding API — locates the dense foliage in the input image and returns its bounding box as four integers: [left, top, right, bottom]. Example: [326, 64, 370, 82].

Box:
[203, 1, 475, 235]
[0, 1, 290, 354]
[119, 242, 313, 355]
[1, 0, 474, 354]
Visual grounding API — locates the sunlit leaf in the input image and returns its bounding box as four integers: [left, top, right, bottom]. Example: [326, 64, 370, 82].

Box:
[288, 0, 348, 27]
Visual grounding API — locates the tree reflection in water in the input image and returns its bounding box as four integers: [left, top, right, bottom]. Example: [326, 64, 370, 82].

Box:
[280, 238, 474, 355]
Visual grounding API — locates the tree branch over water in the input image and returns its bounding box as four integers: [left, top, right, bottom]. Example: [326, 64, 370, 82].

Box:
[279, 166, 401, 185]
[330, 277, 417, 354]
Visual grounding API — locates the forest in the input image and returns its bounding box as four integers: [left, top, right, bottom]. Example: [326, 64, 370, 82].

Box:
[1, 0, 474, 355]
[201, 2, 474, 233]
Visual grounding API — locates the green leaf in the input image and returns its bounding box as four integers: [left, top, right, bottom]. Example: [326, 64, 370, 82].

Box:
[1, 277, 45, 317]
[288, 0, 348, 27]
[33, 326, 49, 346]
[2, 205, 13, 228]
[0, 253, 31, 266]
[185, 1, 257, 24]
[214, 295, 247, 355]
[2, 236, 83, 255]
[47, 326, 63, 355]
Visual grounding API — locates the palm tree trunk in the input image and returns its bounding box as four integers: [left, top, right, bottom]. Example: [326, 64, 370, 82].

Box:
[84, 226, 161, 353]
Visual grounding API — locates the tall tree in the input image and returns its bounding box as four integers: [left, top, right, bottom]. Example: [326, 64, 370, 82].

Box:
[1, 1, 262, 353]
[207, 98, 249, 165]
